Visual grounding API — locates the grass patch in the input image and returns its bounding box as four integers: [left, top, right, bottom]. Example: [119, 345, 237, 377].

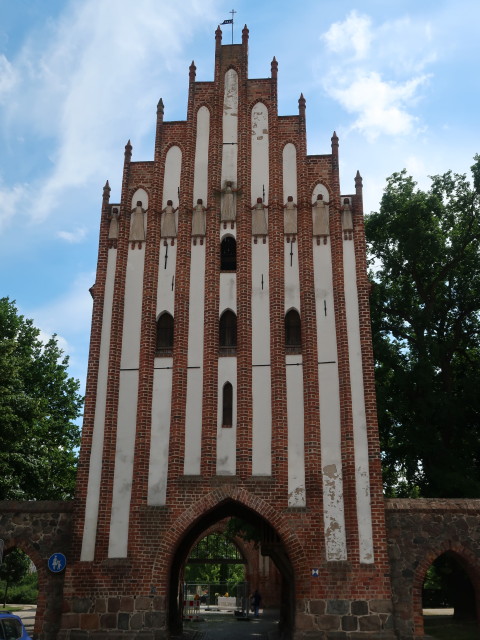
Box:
[0, 606, 22, 613]
[424, 616, 479, 640]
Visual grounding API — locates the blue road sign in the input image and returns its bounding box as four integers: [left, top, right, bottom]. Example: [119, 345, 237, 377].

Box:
[48, 553, 67, 573]
[311, 568, 319, 577]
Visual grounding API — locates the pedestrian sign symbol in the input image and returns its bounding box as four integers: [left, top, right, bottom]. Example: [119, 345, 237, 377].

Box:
[48, 553, 67, 573]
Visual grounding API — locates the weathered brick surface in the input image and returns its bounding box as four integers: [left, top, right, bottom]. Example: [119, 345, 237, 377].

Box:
[3, 26, 480, 640]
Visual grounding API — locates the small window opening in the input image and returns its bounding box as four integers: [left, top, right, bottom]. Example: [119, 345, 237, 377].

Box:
[219, 310, 237, 355]
[221, 236, 237, 271]
[156, 312, 174, 355]
[285, 309, 301, 354]
[222, 382, 233, 427]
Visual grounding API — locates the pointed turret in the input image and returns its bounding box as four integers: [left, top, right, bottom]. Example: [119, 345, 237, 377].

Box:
[215, 24, 222, 50]
[242, 24, 249, 47]
[125, 139, 132, 162]
[355, 170, 363, 194]
[189, 60, 196, 83]
[157, 98, 164, 118]
[298, 93, 306, 120]
[331, 131, 339, 157]
[271, 56, 278, 79]
[103, 179, 111, 202]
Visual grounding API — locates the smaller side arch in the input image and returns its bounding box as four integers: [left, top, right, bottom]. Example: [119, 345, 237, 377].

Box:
[412, 542, 480, 637]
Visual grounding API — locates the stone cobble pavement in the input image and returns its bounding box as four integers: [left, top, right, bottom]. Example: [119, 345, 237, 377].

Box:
[179, 609, 280, 640]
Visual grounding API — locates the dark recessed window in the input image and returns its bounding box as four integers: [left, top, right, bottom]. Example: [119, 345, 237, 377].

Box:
[285, 309, 301, 354]
[156, 312, 174, 355]
[222, 382, 233, 427]
[220, 236, 237, 271]
[219, 310, 237, 355]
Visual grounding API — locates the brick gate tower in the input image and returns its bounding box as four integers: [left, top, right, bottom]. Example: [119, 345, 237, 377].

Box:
[62, 26, 395, 639]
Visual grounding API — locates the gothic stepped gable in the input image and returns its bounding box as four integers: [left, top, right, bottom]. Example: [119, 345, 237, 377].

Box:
[65, 24, 394, 639]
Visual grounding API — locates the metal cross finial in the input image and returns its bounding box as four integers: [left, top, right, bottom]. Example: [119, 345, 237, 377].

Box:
[230, 9, 236, 43]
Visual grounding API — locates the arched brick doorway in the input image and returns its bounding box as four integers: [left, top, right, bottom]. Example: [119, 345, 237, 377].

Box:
[414, 545, 480, 637]
[165, 498, 296, 638]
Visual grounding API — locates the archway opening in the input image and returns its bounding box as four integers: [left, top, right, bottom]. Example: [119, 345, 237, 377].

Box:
[184, 531, 247, 613]
[422, 551, 479, 639]
[167, 500, 295, 639]
[0, 546, 39, 636]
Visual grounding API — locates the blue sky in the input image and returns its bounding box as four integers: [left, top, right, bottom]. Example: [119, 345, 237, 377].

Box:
[1, 0, 479, 396]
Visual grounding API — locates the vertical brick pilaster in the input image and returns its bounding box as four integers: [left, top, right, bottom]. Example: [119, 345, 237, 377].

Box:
[94, 140, 133, 560]
[72, 180, 111, 558]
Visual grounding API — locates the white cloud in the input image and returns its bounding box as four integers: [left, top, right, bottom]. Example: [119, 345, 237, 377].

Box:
[320, 11, 435, 141]
[322, 11, 373, 60]
[0, 181, 29, 233]
[330, 72, 430, 141]
[3, 0, 220, 222]
[0, 54, 17, 99]
[56, 227, 88, 243]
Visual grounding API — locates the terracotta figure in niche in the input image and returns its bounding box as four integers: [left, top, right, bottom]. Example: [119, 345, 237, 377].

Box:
[250, 197, 268, 242]
[130, 200, 147, 249]
[283, 196, 297, 242]
[192, 198, 208, 245]
[312, 193, 329, 245]
[108, 206, 120, 248]
[161, 200, 178, 245]
[215, 180, 240, 228]
[341, 198, 353, 240]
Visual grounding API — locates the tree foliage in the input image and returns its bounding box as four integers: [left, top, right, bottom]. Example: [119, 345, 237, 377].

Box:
[366, 157, 480, 497]
[0, 298, 82, 500]
[0, 549, 31, 606]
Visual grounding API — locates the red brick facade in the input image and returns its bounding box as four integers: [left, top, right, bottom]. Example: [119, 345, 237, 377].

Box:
[65, 26, 395, 639]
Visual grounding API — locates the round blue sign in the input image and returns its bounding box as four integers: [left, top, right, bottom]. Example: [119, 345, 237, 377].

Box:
[48, 553, 67, 573]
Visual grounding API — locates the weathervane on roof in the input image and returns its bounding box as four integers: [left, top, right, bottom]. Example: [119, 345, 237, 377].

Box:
[221, 9, 236, 44]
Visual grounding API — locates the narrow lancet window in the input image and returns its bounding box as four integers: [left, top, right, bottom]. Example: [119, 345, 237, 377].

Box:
[156, 312, 174, 355]
[222, 382, 233, 427]
[219, 310, 237, 355]
[285, 309, 301, 354]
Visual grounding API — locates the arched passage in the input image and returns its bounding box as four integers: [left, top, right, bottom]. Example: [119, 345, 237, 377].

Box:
[414, 545, 480, 637]
[165, 498, 297, 638]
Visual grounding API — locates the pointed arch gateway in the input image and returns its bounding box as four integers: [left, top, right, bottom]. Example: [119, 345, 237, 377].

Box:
[160, 490, 304, 638]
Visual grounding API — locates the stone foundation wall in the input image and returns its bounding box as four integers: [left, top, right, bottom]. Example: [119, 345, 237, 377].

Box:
[294, 598, 395, 639]
[58, 596, 166, 640]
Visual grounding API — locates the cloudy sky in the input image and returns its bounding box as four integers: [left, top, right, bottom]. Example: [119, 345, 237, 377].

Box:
[1, 0, 479, 396]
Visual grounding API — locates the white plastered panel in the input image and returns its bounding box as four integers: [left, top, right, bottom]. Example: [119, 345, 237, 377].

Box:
[286, 355, 306, 506]
[251, 366, 272, 476]
[221, 69, 238, 185]
[148, 363, 173, 504]
[282, 143, 297, 202]
[343, 239, 374, 563]
[251, 103, 269, 205]
[313, 218, 348, 561]
[217, 357, 237, 475]
[81, 248, 117, 561]
[108, 369, 138, 557]
[184, 107, 210, 476]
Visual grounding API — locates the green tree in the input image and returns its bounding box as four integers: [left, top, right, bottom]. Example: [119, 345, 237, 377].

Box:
[0, 549, 30, 607]
[0, 298, 82, 500]
[366, 157, 480, 498]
